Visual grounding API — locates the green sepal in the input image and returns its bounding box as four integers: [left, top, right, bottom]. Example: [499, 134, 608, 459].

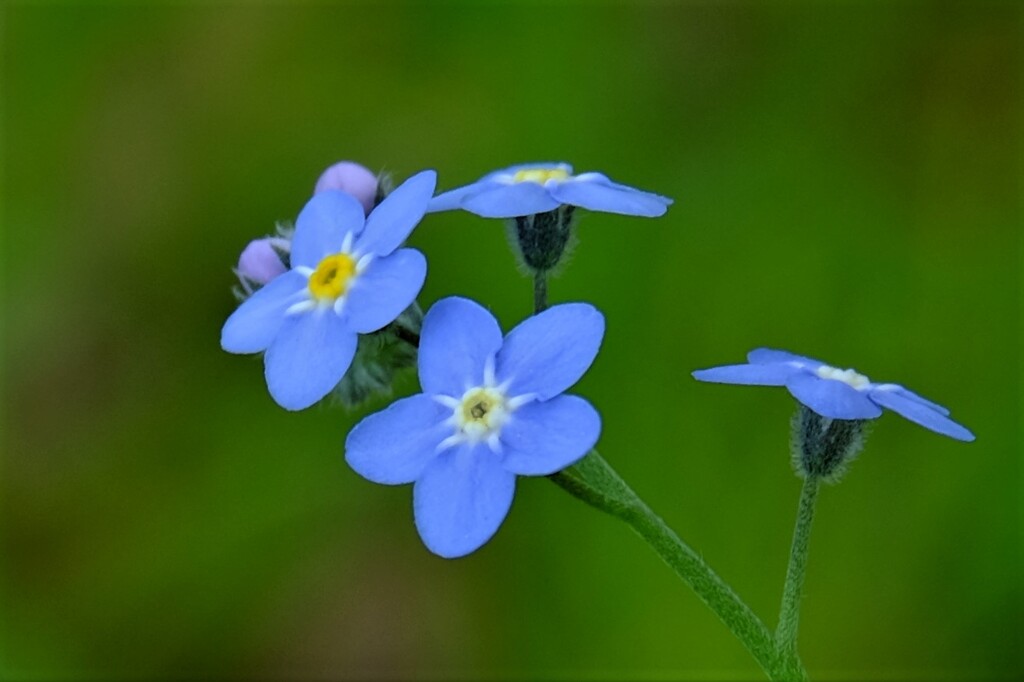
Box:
[329, 302, 422, 408]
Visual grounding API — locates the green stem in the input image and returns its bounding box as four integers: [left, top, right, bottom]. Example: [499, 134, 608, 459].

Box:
[533, 271, 548, 312]
[550, 451, 806, 680]
[775, 475, 820, 665]
[533, 262, 804, 679]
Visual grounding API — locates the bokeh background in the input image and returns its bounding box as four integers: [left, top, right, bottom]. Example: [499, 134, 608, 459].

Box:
[3, 1, 1020, 679]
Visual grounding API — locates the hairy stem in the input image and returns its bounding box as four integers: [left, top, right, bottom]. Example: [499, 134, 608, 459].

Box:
[534, 271, 548, 312]
[534, 251, 805, 679]
[550, 451, 806, 680]
[775, 475, 820, 666]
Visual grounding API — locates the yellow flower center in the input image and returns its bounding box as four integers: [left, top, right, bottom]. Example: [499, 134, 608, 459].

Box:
[815, 365, 870, 389]
[457, 387, 508, 440]
[512, 167, 570, 184]
[308, 253, 357, 300]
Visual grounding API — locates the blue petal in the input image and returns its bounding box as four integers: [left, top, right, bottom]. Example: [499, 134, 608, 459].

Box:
[747, 348, 823, 368]
[785, 372, 883, 419]
[264, 309, 357, 410]
[291, 191, 367, 268]
[413, 444, 516, 558]
[355, 170, 436, 257]
[500, 395, 600, 475]
[872, 383, 950, 416]
[495, 303, 605, 400]
[221, 271, 308, 353]
[345, 394, 452, 484]
[868, 388, 974, 441]
[418, 297, 503, 396]
[571, 171, 648, 193]
[692, 363, 800, 386]
[549, 177, 671, 217]
[343, 248, 426, 334]
[427, 180, 501, 213]
[461, 183, 561, 218]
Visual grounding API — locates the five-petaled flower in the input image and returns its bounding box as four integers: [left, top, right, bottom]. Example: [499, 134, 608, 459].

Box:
[220, 170, 437, 411]
[692, 348, 975, 441]
[345, 296, 605, 558]
[427, 162, 673, 218]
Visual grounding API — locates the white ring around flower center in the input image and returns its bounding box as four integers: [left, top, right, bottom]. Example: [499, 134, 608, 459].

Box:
[815, 364, 871, 389]
[433, 357, 535, 453]
[286, 231, 374, 316]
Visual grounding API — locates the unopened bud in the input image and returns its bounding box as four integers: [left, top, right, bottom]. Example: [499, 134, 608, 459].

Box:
[314, 161, 379, 215]
[237, 238, 289, 285]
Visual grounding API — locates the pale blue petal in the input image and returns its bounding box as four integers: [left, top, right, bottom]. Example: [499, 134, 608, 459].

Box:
[869, 389, 974, 441]
[343, 249, 426, 334]
[427, 180, 501, 213]
[747, 348, 823, 368]
[872, 383, 951, 416]
[221, 271, 308, 353]
[692, 363, 801, 386]
[418, 297, 503, 396]
[549, 178, 671, 217]
[496, 303, 604, 400]
[461, 183, 561, 218]
[291, 191, 367, 268]
[577, 171, 671, 200]
[500, 395, 600, 475]
[264, 310, 357, 411]
[355, 170, 436, 257]
[786, 373, 882, 420]
[413, 444, 516, 558]
[344, 395, 451, 484]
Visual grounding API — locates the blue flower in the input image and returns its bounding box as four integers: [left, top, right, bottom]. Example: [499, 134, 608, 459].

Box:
[692, 348, 975, 441]
[345, 296, 605, 558]
[428, 162, 673, 218]
[221, 170, 437, 411]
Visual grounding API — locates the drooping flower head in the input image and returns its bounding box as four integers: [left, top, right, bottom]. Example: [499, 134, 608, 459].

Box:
[427, 162, 673, 219]
[345, 296, 605, 558]
[314, 161, 379, 215]
[221, 170, 436, 411]
[692, 348, 974, 442]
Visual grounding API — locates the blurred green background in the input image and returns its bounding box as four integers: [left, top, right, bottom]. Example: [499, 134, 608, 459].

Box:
[2, 1, 1020, 679]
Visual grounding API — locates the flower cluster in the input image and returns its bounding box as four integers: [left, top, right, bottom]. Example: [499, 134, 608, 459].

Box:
[222, 158, 974, 558]
[221, 168, 435, 410]
[221, 159, 662, 555]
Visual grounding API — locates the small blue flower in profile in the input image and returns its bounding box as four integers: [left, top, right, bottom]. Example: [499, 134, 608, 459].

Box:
[220, 170, 437, 411]
[428, 162, 673, 219]
[692, 348, 975, 441]
[345, 296, 605, 558]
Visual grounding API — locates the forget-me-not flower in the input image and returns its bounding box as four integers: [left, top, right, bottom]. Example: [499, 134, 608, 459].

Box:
[428, 162, 673, 218]
[692, 348, 974, 441]
[345, 296, 605, 558]
[221, 170, 436, 411]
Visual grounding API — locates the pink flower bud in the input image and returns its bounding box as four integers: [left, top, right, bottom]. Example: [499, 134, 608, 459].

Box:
[237, 238, 288, 284]
[314, 161, 378, 215]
